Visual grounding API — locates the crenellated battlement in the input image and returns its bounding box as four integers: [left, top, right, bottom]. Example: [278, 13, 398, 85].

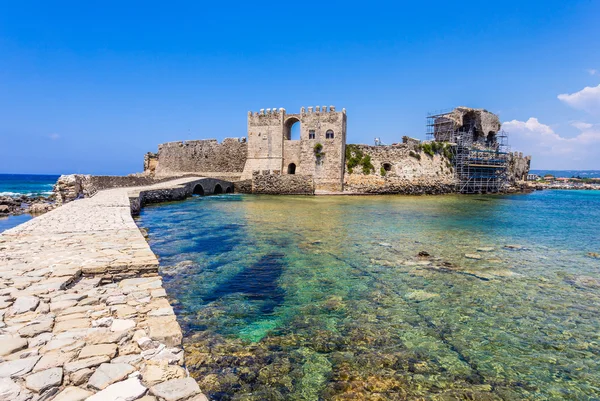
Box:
[247, 105, 345, 117]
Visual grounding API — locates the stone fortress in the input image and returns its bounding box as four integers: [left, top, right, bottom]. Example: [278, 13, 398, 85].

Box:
[143, 106, 531, 195]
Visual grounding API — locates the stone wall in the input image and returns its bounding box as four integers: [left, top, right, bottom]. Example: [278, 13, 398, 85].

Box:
[151, 138, 247, 179]
[234, 179, 252, 194]
[54, 175, 176, 204]
[507, 152, 532, 184]
[144, 152, 158, 175]
[252, 171, 314, 195]
[53, 174, 94, 205]
[343, 144, 456, 194]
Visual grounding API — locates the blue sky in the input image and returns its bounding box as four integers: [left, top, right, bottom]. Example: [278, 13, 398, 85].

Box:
[1, 0, 599, 174]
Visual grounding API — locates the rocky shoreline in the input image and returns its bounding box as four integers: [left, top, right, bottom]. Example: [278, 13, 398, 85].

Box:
[0, 195, 56, 217]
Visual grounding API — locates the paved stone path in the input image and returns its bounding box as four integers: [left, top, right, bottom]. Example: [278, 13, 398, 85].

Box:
[0, 178, 210, 401]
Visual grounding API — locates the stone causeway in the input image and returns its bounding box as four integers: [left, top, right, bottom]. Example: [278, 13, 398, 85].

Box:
[0, 177, 221, 401]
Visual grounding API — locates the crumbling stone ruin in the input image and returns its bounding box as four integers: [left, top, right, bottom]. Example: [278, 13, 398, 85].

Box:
[428, 107, 522, 194]
[433, 106, 502, 147]
[142, 106, 531, 195]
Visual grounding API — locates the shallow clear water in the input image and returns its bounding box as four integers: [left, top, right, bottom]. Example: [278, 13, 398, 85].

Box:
[137, 191, 600, 400]
[0, 213, 32, 233]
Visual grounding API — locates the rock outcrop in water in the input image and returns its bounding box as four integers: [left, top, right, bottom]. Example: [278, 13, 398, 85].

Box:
[0, 195, 56, 216]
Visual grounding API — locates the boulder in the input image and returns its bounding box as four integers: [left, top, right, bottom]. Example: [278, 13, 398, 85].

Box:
[150, 377, 200, 401]
[0, 377, 21, 400]
[141, 364, 186, 387]
[0, 356, 41, 378]
[145, 317, 182, 347]
[77, 343, 118, 359]
[88, 363, 135, 390]
[0, 336, 28, 357]
[86, 377, 147, 401]
[52, 386, 93, 401]
[24, 367, 63, 393]
[10, 296, 40, 315]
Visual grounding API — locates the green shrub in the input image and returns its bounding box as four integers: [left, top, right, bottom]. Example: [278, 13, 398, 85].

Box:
[361, 155, 374, 174]
[409, 150, 421, 161]
[442, 143, 454, 161]
[420, 143, 434, 157]
[314, 143, 325, 159]
[380, 166, 386, 176]
[345, 145, 375, 175]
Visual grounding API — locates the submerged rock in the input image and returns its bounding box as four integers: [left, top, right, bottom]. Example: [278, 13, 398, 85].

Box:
[565, 275, 600, 289]
[465, 254, 482, 260]
[405, 290, 439, 301]
[477, 247, 495, 252]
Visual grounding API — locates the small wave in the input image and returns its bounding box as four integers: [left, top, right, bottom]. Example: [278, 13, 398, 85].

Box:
[0, 191, 53, 197]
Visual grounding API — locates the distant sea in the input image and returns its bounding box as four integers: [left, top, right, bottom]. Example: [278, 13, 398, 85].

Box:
[0, 174, 59, 197]
[0, 174, 59, 233]
[530, 169, 600, 178]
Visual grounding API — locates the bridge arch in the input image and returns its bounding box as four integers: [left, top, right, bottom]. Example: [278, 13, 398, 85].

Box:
[192, 184, 205, 196]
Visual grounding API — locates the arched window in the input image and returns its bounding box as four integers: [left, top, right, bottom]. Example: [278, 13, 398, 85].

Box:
[382, 163, 392, 172]
[326, 130, 334, 139]
[287, 163, 296, 174]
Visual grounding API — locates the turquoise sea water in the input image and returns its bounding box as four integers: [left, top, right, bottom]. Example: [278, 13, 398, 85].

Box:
[139, 190, 600, 400]
[0, 174, 59, 197]
[0, 174, 59, 232]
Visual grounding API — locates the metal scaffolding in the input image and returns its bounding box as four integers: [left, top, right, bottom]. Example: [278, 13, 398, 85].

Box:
[426, 110, 510, 194]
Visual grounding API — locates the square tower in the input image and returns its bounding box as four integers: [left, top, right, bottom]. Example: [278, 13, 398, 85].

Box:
[242, 106, 347, 191]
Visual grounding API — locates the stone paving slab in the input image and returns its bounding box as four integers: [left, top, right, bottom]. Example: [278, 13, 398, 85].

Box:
[0, 177, 212, 401]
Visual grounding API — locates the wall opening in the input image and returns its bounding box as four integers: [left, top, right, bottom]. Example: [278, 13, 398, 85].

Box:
[284, 117, 301, 140]
[214, 184, 223, 194]
[192, 184, 205, 196]
[382, 163, 392, 172]
[287, 163, 296, 174]
[326, 130, 334, 139]
[225, 186, 233, 194]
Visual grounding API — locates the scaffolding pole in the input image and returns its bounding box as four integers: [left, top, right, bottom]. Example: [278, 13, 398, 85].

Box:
[426, 110, 510, 194]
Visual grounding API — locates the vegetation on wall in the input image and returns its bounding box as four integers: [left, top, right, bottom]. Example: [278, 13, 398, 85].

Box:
[380, 166, 387, 176]
[345, 145, 374, 175]
[417, 141, 454, 161]
[409, 150, 421, 161]
[314, 143, 325, 161]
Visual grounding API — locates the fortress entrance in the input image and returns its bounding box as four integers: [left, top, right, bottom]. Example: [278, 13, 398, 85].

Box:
[287, 163, 296, 174]
[284, 117, 301, 140]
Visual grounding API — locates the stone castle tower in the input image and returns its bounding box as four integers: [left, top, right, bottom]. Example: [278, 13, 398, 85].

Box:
[241, 106, 347, 191]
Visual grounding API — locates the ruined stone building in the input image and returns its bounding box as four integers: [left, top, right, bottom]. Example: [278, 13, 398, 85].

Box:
[426, 107, 528, 194]
[144, 106, 530, 195]
[242, 106, 346, 191]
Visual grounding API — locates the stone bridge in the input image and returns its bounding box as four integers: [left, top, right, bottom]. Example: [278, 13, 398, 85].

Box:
[129, 177, 234, 215]
[0, 176, 232, 400]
